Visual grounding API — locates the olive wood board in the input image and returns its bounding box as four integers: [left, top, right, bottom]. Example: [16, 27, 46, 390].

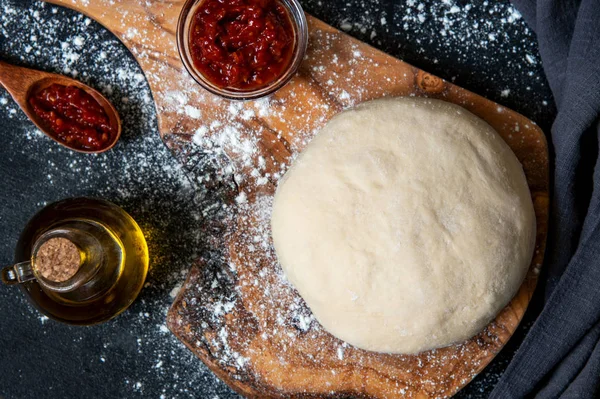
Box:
[46, 1, 549, 398]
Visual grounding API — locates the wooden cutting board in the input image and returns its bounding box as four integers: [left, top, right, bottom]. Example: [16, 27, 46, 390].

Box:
[46, 1, 549, 397]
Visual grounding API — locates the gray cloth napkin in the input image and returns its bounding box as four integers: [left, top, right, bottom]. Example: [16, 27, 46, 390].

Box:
[491, 0, 600, 397]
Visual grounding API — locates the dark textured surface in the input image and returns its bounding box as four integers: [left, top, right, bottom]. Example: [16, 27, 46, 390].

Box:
[0, 0, 554, 398]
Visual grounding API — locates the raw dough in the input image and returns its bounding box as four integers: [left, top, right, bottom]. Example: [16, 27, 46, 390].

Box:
[271, 97, 536, 354]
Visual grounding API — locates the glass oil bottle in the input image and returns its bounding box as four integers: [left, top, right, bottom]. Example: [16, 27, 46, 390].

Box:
[1, 197, 149, 325]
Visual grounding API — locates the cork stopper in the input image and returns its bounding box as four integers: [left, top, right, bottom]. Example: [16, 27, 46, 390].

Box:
[35, 237, 81, 282]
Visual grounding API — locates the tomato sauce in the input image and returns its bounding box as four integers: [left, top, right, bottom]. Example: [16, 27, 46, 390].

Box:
[29, 84, 114, 151]
[189, 0, 295, 90]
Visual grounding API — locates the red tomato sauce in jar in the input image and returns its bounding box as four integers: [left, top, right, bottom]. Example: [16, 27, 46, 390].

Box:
[28, 84, 114, 151]
[189, 0, 296, 90]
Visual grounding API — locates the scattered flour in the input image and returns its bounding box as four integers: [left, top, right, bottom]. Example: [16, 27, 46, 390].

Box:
[0, 0, 551, 398]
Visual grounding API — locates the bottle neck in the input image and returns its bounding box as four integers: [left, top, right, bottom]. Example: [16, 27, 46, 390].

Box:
[32, 223, 100, 293]
[2, 219, 124, 303]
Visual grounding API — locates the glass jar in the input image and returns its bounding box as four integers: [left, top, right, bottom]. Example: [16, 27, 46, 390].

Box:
[177, 0, 309, 100]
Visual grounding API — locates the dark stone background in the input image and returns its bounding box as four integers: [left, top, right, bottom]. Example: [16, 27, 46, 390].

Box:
[0, 0, 555, 398]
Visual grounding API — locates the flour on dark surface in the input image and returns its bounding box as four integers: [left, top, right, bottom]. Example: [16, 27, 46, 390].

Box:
[0, 0, 552, 398]
[0, 1, 234, 398]
[303, 0, 555, 133]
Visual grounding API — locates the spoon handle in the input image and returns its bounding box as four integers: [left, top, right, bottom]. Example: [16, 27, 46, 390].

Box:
[0, 60, 39, 101]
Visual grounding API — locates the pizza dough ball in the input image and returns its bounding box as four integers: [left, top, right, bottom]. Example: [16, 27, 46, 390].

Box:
[271, 97, 536, 354]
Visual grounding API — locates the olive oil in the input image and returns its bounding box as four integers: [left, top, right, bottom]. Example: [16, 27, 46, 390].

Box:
[3, 198, 148, 325]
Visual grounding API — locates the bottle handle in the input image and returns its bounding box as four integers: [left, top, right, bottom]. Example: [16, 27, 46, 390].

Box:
[1, 261, 35, 285]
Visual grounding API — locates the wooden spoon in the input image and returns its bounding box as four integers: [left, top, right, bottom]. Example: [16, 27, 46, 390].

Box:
[0, 60, 121, 154]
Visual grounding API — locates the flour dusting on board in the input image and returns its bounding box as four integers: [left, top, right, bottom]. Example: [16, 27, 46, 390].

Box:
[160, 7, 531, 399]
[0, 0, 549, 397]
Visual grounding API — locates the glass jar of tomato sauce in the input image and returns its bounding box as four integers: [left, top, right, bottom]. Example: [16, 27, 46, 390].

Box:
[177, 0, 308, 100]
